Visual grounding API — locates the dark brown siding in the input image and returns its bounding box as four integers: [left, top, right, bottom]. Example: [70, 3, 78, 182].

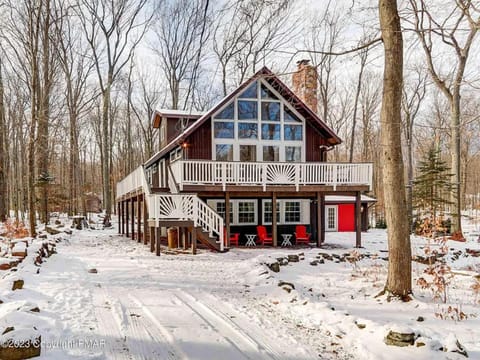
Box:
[305, 122, 329, 162]
[187, 118, 212, 160]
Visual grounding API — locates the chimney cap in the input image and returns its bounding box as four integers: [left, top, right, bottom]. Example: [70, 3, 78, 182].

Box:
[296, 59, 311, 66]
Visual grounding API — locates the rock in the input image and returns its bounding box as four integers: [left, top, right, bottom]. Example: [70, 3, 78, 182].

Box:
[2, 327, 14, 335]
[38, 234, 48, 239]
[443, 334, 468, 357]
[278, 280, 295, 290]
[355, 322, 366, 329]
[288, 254, 299, 262]
[29, 307, 40, 313]
[12, 279, 24, 291]
[310, 260, 319, 266]
[88, 268, 98, 274]
[276, 257, 289, 266]
[0, 334, 41, 360]
[384, 330, 415, 347]
[416, 341, 426, 347]
[416, 316, 425, 322]
[267, 262, 280, 273]
[64, 229, 72, 235]
[45, 226, 61, 235]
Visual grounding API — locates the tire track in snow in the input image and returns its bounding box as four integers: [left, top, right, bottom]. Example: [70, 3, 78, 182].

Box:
[170, 289, 282, 360]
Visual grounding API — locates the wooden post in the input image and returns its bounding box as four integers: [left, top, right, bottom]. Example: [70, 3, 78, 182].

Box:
[137, 194, 141, 243]
[272, 192, 277, 247]
[320, 194, 325, 244]
[150, 226, 155, 253]
[131, 197, 135, 240]
[121, 201, 125, 235]
[316, 193, 321, 247]
[143, 195, 148, 245]
[192, 226, 197, 255]
[356, 192, 362, 248]
[225, 192, 230, 247]
[117, 202, 121, 234]
[155, 227, 161, 256]
[126, 200, 130, 237]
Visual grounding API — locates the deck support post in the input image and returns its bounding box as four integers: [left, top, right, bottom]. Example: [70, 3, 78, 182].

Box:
[117, 202, 121, 234]
[131, 197, 135, 240]
[192, 226, 197, 255]
[150, 226, 155, 253]
[355, 191, 362, 248]
[272, 192, 277, 247]
[316, 193, 321, 246]
[121, 201, 125, 235]
[225, 192, 230, 247]
[155, 227, 161, 256]
[143, 195, 148, 245]
[137, 193, 141, 243]
[126, 199, 130, 237]
[320, 193, 325, 244]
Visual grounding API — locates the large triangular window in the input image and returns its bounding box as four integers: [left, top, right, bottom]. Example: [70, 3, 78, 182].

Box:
[238, 81, 258, 99]
[261, 84, 278, 100]
[215, 101, 234, 120]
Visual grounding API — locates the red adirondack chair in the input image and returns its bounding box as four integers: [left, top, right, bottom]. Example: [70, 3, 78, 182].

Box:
[256, 226, 273, 246]
[295, 225, 311, 246]
[224, 228, 240, 247]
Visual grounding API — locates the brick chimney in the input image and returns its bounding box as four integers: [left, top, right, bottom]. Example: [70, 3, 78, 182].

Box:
[292, 59, 318, 113]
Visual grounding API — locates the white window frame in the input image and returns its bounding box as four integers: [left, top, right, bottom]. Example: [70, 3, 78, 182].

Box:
[207, 199, 257, 226]
[325, 205, 338, 231]
[262, 199, 310, 225]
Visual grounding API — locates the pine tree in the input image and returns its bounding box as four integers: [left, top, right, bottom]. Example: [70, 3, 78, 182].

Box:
[413, 146, 453, 225]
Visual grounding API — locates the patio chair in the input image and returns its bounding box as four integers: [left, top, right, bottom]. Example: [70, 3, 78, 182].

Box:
[295, 225, 311, 246]
[256, 226, 273, 246]
[224, 228, 240, 247]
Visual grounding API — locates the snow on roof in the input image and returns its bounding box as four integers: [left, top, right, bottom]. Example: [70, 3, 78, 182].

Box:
[156, 109, 205, 118]
[325, 195, 376, 203]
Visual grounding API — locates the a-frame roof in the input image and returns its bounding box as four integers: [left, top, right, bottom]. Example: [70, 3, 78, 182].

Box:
[145, 66, 342, 167]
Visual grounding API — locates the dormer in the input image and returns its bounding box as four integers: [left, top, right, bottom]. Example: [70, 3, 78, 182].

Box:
[151, 109, 204, 150]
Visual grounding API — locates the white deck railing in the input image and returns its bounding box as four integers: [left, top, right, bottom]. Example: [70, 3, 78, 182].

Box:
[170, 160, 373, 191]
[116, 166, 224, 250]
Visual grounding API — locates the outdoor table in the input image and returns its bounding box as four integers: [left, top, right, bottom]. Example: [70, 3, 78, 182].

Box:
[245, 234, 257, 247]
[281, 234, 292, 247]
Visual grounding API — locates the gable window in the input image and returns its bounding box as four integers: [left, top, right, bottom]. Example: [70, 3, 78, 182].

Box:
[261, 124, 280, 140]
[214, 122, 234, 138]
[261, 102, 280, 121]
[284, 125, 303, 140]
[238, 100, 257, 120]
[212, 79, 305, 162]
[216, 102, 234, 119]
[238, 123, 258, 139]
[261, 83, 278, 100]
[239, 81, 258, 98]
[216, 144, 233, 161]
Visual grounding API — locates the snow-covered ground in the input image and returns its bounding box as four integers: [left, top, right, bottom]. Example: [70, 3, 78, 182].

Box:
[0, 217, 479, 359]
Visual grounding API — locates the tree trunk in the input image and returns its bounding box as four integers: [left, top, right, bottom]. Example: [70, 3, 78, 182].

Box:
[450, 93, 462, 234]
[378, 0, 412, 299]
[0, 61, 6, 222]
[102, 76, 112, 218]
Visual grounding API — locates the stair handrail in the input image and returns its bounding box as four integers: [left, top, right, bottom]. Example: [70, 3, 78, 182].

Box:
[193, 197, 224, 251]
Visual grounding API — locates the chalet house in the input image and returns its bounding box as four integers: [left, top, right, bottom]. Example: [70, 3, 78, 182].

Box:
[116, 60, 373, 253]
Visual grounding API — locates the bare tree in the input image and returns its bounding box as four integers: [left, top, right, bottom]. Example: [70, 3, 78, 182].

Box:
[378, 0, 412, 299]
[56, 2, 96, 216]
[401, 66, 427, 231]
[214, 0, 297, 93]
[76, 0, 151, 219]
[0, 59, 6, 222]
[408, 0, 480, 236]
[152, 0, 210, 110]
